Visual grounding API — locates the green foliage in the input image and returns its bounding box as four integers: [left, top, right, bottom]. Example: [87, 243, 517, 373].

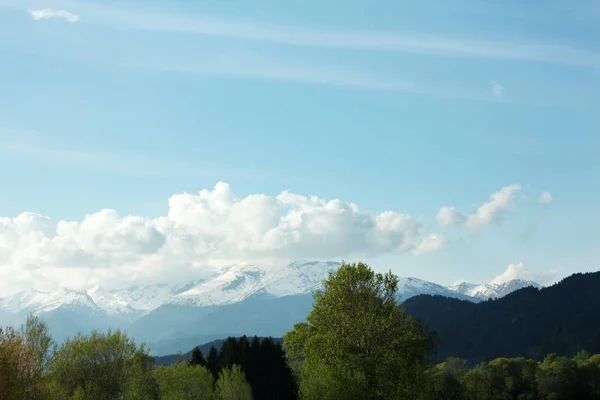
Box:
[153, 363, 213, 399]
[46, 329, 159, 400]
[3, 265, 600, 399]
[215, 364, 253, 400]
[284, 261, 436, 400]
[21, 313, 56, 374]
[296, 357, 369, 400]
[0, 325, 36, 400]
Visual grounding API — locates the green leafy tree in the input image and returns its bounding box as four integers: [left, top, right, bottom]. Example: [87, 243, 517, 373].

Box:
[537, 354, 588, 400]
[215, 364, 253, 400]
[284, 261, 436, 400]
[20, 313, 56, 399]
[153, 363, 213, 400]
[0, 326, 37, 400]
[47, 329, 158, 400]
[20, 313, 55, 373]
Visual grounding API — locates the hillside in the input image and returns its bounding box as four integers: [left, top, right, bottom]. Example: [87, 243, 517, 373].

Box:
[401, 271, 600, 364]
[152, 336, 283, 367]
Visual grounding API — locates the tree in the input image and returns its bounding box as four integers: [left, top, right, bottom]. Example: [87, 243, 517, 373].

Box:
[219, 337, 239, 370]
[153, 363, 213, 399]
[206, 346, 220, 381]
[188, 347, 205, 367]
[20, 313, 55, 374]
[0, 326, 36, 400]
[215, 364, 253, 400]
[46, 329, 158, 399]
[284, 261, 436, 400]
[19, 313, 56, 399]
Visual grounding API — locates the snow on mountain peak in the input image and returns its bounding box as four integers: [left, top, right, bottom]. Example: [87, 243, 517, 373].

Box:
[167, 261, 340, 307]
[0, 261, 545, 330]
[447, 278, 542, 300]
[2, 287, 101, 314]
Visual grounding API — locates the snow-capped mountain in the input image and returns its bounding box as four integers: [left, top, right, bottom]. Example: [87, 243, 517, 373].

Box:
[0, 261, 542, 355]
[0, 287, 112, 344]
[167, 261, 340, 307]
[447, 281, 479, 295]
[2, 287, 104, 315]
[447, 279, 542, 300]
[397, 277, 474, 302]
[87, 281, 206, 319]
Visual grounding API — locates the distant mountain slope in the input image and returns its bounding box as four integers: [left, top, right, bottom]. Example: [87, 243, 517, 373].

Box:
[401, 272, 600, 364]
[447, 279, 542, 300]
[398, 277, 474, 302]
[0, 260, 542, 355]
[152, 336, 283, 367]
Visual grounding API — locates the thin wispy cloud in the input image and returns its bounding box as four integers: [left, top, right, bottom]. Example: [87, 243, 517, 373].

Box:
[4, 0, 600, 68]
[0, 139, 273, 182]
[29, 8, 79, 22]
[63, 1, 600, 68]
[83, 46, 507, 104]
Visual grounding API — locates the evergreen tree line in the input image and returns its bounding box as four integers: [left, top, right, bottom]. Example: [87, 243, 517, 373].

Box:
[2, 261, 600, 399]
[401, 271, 600, 364]
[187, 335, 297, 399]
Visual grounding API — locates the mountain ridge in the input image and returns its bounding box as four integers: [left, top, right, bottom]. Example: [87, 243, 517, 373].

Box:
[401, 271, 600, 364]
[0, 261, 542, 354]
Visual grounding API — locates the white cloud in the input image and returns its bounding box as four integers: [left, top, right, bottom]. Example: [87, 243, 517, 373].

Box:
[491, 261, 560, 285]
[538, 191, 553, 204]
[491, 261, 530, 284]
[411, 233, 447, 255]
[29, 8, 79, 22]
[491, 80, 505, 98]
[0, 182, 445, 294]
[437, 184, 522, 229]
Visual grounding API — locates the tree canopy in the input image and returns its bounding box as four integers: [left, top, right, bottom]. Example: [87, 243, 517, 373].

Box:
[284, 261, 436, 400]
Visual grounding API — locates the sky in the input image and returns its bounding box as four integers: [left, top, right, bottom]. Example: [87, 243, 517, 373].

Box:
[0, 0, 599, 295]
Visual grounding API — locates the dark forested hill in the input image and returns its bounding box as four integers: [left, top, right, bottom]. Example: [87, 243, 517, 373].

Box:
[401, 271, 600, 364]
[153, 336, 283, 367]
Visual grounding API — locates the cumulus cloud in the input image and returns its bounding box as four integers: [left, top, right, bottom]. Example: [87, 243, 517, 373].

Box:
[538, 191, 553, 204]
[436, 184, 521, 229]
[0, 182, 445, 294]
[491, 80, 505, 98]
[29, 8, 79, 22]
[491, 261, 531, 284]
[491, 261, 559, 286]
[411, 234, 446, 255]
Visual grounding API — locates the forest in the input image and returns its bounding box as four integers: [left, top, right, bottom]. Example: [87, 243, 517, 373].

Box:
[1, 262, 600, 399]
[401, 271, 600, 364]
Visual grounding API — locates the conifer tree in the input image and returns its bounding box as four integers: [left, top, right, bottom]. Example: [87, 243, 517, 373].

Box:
[219, 337, 238, 370]
[188, 346, 205, 367]
[207, 346, 220, 381]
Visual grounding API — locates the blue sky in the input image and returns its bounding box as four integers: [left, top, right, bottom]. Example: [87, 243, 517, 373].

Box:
[0, 0, 599, 292]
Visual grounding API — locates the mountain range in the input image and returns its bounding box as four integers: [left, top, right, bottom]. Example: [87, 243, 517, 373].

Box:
[401, 271, 600, 364]
[0, 261, 541, 355]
